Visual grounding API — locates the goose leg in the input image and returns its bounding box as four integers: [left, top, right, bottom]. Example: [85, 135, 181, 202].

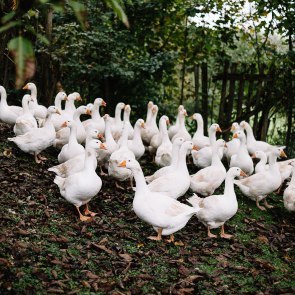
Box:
[166, 234, 175, 243]
[34, 152, 41, 164]
[207, 226, 217, 238]
[38, 154, 47, 161]
[115, 181, 125, 190]
[220, 224, 233, 239]
[76, 206, 92, 222]
[263, 198, 274, 209]
[99, 166, 108, 176]
[256, 199, 266, 211]
[84, 203, 97, 217]
[148, 228, 163, 241]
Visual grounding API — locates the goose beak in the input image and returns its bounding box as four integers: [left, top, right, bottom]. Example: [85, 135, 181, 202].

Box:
[56, 109, 62, 115]
[192, 145, 199, 151]
[61, 121, 67, 128]
[22, 84, 28, 90]
[86, 109, 92, 115]
[240, 170, 247, 177]
[140, 122, 146, 129]
[101, 100, 107, 107]
[280, 150, 287, 158]
[233, 133, 238, 139]
[64, 96, 68, 101]
[76, 95, 82, 101]
[119, 160, 126, 167]
[166, 119, 170, 126]
[100, 143, 107, 150]
[251, 153, 256, 159]
[224, 143, 228, 148]
[288, 161, 294, 165]
[189, 115, 194, 119]
[183, 110, 188, 116]
[231, 126, 235, 131]
[97, 133, 105, 140]
[217, 127, 222, 132]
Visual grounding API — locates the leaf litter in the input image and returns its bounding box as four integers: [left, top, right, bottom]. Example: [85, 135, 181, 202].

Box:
[0, 122, 294, 294]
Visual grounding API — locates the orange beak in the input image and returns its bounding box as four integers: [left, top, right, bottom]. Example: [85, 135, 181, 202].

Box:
[64, 96, 68, 101]
[119, 160, 126, 167]
[231, 126, 235, 131]
[97, 133, 105, 140]
[22, 84, 28, 90]
[100, 143, 107, 150]
[86, 109, 92, 116]
[101, 100, 107, 107]
[233, 133, 238, 139]
[183, 110, 188, 116]
[61, 121, 68, 128]
[76, 95, 82, 101]
[280, 150, 287, 158]
[166, 119, 170, 125]
[140, 122, 145, 129]
[56, 109, 61, 115]
[192, 145, 199, 151]
[224, 143, 227, 148]
[217, 127, 222, 132]
[251, 153, 256, 159]
[240, 170, 247, 177]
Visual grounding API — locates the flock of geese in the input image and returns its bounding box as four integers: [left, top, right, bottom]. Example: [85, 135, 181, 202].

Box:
[1, 82, 294, 242]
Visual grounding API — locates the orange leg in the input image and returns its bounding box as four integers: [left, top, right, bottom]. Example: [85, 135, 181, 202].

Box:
[207, 226, 217, 238]
[220, 224, 233, 239]
[76, 206, 92, 222]
[84, 203, 97, 217]
[263, 198, 274, 209]
[34, 152, 41, 164]
[256, 199, 266, 211]
[115, 181, 125, 190]
[38, 154, 47, 161]
[166, 234, 175, 243]
[148, 228, 163, 241]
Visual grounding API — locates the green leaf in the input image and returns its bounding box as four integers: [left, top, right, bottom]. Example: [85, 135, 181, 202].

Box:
[68, 0, 87, 29]
[105, 0, 130, 28]
[0, 20, 21, 33]
[37, 34, 50, 45]
[1, 11, 15, 24]
[7, 37, 35, 88]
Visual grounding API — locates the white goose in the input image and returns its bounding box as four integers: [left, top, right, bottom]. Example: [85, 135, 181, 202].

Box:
[252, 150, 267, 173]
[54, 105, 91, 147]
[48, 129, 104, 177]
[54, 139, 105, 222]
[63, 92, 82, 120]
[13, 94, 37, 136]
[230, 131, 254, 175]
[188, 167, 246, 238]
[148, 141, 196, 199]
[224, 122, 241, 162]
[119, 158, 199, 242]
[50, 92, 68, 131]
[234, 148, 287, 210]
[83, 97, 106, 134]
[155, 116, 173, 166]
[283, 161, 295, 212]
[110, 102, 125, 141]
[8, 106, 60, 163]
[127, 119, 145, 160]
[191, 123, 222, 168]
[168, 105, 184, 140]
[171, 109, 191, 143]
[108, 122, 135, 188]
[191, 113, 210, 149]
[240, 121, 283, 154]
[0, 85, 22, 124]
[57, 120, 85, 163]
[141, 105, 159, 146]
[122, 104, 134, 139]
[145, 137, 184, 183]
[190, 139, 227, 196]
[23, 82, 47, 125]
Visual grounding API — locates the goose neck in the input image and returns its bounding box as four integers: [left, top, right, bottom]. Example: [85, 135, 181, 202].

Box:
[22, 98, 31, 114]
[177, 147, 189, 173]
[224, 174, 236, 197]
[208, 129, 217, 146]
[133, 168, 149, 194]
[65, 100, 75, 112]
[170, 145, 180, 167]
[105, 120, 116, 144]
[0, 88, 7, 106]
[73, 110, 82, 122]
[196, 117, 204, 136]
[133, 125, 142, 142]
[92, 103, 100, 120]
[84, 148, 97, 170]
[68, 125, 78, 146]
[55, 97, 62, 110]
[211, 145, 223, 167]
[115, 107, 122, 122]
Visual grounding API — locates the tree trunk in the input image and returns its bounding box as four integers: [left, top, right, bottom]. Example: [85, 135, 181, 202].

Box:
[179, 16, 188, 105]
[246, 64, 256, 117]
[201, 62, 208, 135]
[236, 66, 245, 120]
[218, 61, 229, 128]
[194, 64, 200, 113]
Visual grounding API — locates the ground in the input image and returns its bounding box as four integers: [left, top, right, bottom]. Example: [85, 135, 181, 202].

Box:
[0, 122, 294, 294]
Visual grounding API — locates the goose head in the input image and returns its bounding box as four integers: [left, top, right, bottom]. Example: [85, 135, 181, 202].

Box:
[116, 102, 125, 111]
[87, 128, 104, 140]
[76, 105, 92, 116]
[124, 104, 131, 114]
[147, 101, 154, 109]
[94, 97, 107, 107]
[119, 158, 141, 172]
[173, 137, 185, 148]
[86, 139, 107, 150]
[55, 91, 67, 101]
[215, 139, 227, 149]
[209, 123, 222, 133]
[178, 105, 185, 112]
[47, 105, 61, 115]
[251, 150, 267, 160]
[152, 105, 158, 115]
[231, 122, 240, 132]
[229, 167, 247, 178]
[160, 115, 170, 126]
[135, 119, 145, 129]
[191, 113, 202, 121]
[22, 82, 37, 91]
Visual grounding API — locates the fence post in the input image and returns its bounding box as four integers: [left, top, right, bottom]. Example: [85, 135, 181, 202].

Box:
[201, 62, 208, 135]
[218, 61, 229, 128]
